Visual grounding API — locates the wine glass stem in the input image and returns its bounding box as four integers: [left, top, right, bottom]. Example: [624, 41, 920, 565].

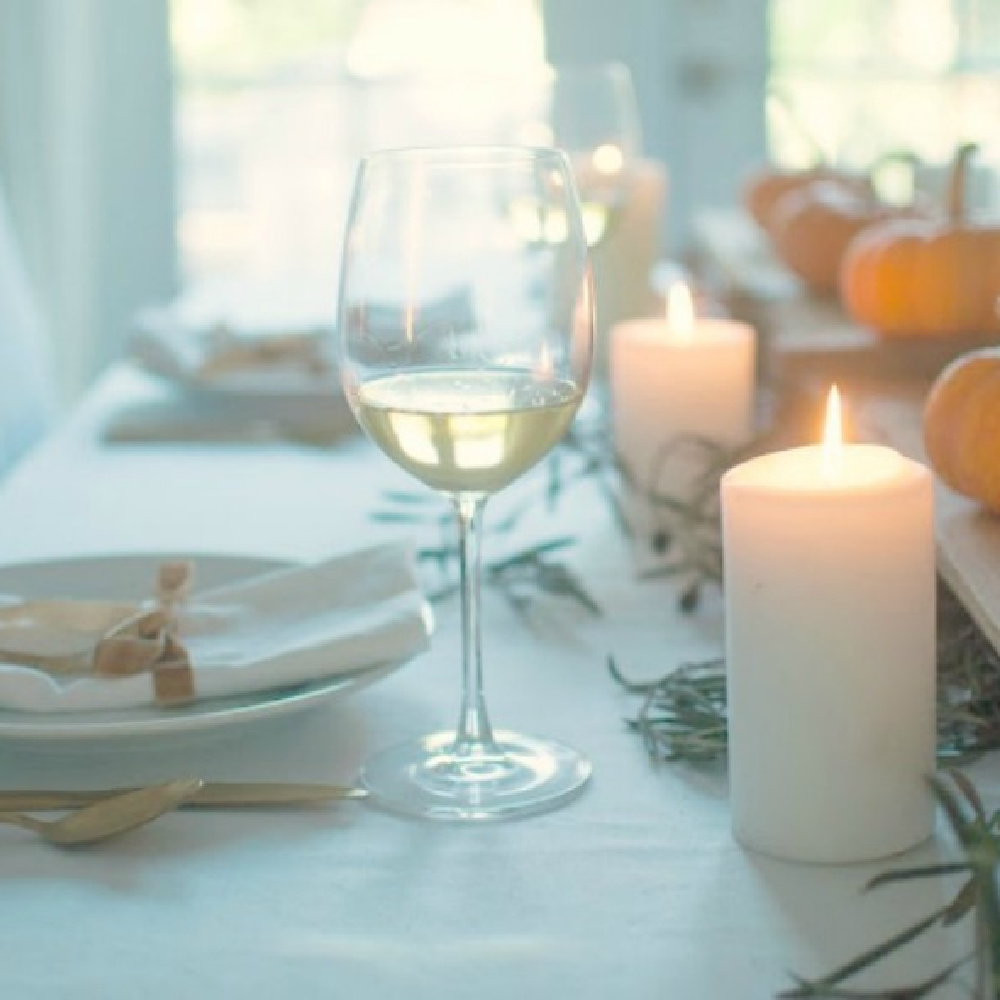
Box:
[451, 492, 498, 757]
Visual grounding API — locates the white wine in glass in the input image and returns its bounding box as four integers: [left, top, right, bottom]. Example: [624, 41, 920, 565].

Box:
[356, 369, 581, 493]
[339, 146, 594, 821]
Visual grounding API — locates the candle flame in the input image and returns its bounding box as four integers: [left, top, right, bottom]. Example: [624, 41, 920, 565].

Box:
[591, 143, 624, 176]
[822, 385, 844, 477]
[666, 282, 696, 341]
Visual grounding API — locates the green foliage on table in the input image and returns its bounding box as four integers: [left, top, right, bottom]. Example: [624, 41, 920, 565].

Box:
[611, 586, 1000, 998]
[372, 489, 601, 622]
[778, 771, 999, 1000]
[611, 582, 1000, 766]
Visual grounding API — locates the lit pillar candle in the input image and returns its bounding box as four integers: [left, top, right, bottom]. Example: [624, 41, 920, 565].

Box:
[721, 388, 935, 864]
[611, 283, 755, 511]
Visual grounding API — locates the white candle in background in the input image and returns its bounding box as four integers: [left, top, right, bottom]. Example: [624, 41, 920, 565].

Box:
[611, 283, 755, 520]
[587, 157, 668, 379]
[721, 388, 935, 864]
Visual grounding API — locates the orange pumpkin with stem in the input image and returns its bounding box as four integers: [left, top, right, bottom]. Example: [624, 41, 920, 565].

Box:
[841, 144, 1000, 336]
[924, 347, 1000, 510]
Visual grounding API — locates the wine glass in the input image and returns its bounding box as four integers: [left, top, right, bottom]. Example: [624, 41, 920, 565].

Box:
[338, 146, 594, 821]
[541, 63, 642, 248]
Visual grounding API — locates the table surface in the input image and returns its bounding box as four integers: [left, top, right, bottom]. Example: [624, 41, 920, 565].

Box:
[0, 366, 982, 1000]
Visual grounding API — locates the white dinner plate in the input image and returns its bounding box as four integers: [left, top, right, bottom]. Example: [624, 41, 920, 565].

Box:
[0, 553, 409, 741]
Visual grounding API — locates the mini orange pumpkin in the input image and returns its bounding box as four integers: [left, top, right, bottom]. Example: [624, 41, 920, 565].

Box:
[924, 347, 1000, 510]
[742, 165, 840, 232]
[841, 144, 1000, 337]
[767, 180, 910, 294]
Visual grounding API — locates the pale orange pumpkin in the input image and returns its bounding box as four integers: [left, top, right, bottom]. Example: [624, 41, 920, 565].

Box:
[924, 347, 1000, 510]
[767, 180, 910, 294]
[841, 144, 1000, 337]
[742, 165, 844, 232]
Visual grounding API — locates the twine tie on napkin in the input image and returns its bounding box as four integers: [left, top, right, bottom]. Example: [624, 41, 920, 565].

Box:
[6, 562, 198, 705]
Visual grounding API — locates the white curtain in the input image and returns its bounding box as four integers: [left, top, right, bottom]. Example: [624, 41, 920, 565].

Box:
[0, 0, 178, 401]
[0, 180, 55, 472]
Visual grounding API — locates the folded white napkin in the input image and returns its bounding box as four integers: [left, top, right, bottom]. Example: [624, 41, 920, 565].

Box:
[0, 543, 430, 713]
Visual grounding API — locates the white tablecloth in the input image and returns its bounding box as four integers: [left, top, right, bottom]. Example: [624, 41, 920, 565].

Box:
[0, 367, 976, 999]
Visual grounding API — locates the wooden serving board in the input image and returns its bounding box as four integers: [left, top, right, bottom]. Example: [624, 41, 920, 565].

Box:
[690, 208, 998, 385]
[863, 387, 1000, 656]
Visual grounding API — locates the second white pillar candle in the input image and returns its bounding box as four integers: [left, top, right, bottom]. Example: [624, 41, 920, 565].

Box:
[611, 287, 755, 519]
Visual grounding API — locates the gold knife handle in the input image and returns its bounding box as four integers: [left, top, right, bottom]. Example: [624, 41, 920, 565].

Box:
[0, 782, 367, 811]
[190, 783, 369, 806]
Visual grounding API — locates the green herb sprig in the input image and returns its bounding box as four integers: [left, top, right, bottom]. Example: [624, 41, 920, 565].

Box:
[610, 582, 1000, 767]
[609, 655, 727, 763]
[610, 584, 1000, 999]
[779, 770, 998, 1000]
[371, 489, 601, 620]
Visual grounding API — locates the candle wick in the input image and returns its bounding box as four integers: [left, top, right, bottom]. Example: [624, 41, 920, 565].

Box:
[822, 385, 844, 480]
[822, 448, 843, 482]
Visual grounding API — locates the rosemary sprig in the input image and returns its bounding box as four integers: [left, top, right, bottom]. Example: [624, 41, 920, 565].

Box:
[557, 423, 736, 611]
[609, 655, 727, 763]
[636, 381, 830, 608]
[611, 581, 1000, 766]
[610, 586, 1000, 999]
[638, 435, 736, 609]
[556, 419, 634, 538]
[936, 585, 1000, 762]
[557, 381, 825, 611]
[372, 491, 601, 620]
[778, 770, 999, 999]
[423, 534, 601, 621]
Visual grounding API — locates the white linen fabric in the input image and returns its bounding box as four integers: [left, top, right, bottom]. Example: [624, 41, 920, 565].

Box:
[0, 543, 429, 712]
[0, 366, 971, 1000]
[0, 179, 55, 472]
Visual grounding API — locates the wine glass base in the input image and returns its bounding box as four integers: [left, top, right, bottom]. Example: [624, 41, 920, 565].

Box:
[360, 730, 592, 822]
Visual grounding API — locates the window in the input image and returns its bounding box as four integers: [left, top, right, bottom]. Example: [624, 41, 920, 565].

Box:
[170, 0, 544, 326]
[769, 0, 1000, 208]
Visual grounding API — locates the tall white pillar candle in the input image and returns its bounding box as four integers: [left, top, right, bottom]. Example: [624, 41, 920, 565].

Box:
[721, 390, 935, 864]
[611, 284, 755, 521]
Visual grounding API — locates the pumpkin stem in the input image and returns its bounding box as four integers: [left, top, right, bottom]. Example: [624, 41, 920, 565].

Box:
[947, 143, 978, 222]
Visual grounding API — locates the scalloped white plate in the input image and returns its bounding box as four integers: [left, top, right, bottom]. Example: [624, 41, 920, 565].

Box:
[0, 554, 415, 741]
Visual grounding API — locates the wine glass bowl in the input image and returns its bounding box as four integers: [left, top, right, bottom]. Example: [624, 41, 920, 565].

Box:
[338, 146, 594, 820]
